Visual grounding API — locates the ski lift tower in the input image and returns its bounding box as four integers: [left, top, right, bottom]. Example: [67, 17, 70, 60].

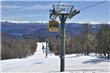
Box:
[49, 4, 80, 72]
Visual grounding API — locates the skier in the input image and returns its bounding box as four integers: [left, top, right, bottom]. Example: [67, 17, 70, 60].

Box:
[45, 42, 48, 58]
[42, 45, 45, 53]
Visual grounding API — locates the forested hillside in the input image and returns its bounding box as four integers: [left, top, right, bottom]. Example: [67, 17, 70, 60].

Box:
[47, 24, 110, 60]
[1, 32, 37, 60]
[1, 22, 110, 60]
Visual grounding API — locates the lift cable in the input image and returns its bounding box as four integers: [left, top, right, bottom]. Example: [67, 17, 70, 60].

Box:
[80, 0, 106, 11]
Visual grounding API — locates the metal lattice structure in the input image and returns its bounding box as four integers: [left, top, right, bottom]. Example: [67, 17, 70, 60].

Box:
[50, 5, 80, 20]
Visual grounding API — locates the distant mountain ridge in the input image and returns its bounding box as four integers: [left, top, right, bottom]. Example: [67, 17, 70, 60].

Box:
[1, 21, 105, 38]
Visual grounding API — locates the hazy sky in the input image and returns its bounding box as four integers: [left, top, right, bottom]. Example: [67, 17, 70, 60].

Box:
[1, 0, 110, 23]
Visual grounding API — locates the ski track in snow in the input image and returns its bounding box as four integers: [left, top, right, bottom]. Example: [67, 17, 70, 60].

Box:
[0, 42, 110, 73]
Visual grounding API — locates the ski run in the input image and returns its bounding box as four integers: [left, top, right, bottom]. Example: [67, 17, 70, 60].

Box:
[0, 42, 110, 73]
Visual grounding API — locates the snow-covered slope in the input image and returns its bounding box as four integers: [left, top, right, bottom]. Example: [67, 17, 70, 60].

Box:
[0, 42, 110, 73]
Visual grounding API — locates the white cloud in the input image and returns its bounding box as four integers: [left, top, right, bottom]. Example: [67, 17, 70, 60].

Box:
[23, 4, 51, 10]
[2, 20, 31, 23]
[1, 20, 48, 23]
[2, 4, 23, 9]
[2, 20, 110, 24]
[2, 3, 51, 11]
[2, 0, 106, 1]
[66, 20, 110, 24]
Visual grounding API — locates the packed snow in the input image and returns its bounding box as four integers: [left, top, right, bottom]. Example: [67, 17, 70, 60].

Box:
[0, 42, 110, 73]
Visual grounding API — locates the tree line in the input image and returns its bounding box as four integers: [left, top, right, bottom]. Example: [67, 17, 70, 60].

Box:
[46, 24, 110, 60]
[1, 33, 38, 60]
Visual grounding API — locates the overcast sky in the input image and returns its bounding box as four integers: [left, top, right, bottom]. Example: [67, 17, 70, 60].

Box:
[1, 0, 110, 23]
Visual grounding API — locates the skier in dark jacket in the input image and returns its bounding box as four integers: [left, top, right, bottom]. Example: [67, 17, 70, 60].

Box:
[42, 45, 45, 53]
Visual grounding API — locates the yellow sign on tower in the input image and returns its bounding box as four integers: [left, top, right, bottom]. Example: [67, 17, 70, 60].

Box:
[48, 20, 59, 32]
